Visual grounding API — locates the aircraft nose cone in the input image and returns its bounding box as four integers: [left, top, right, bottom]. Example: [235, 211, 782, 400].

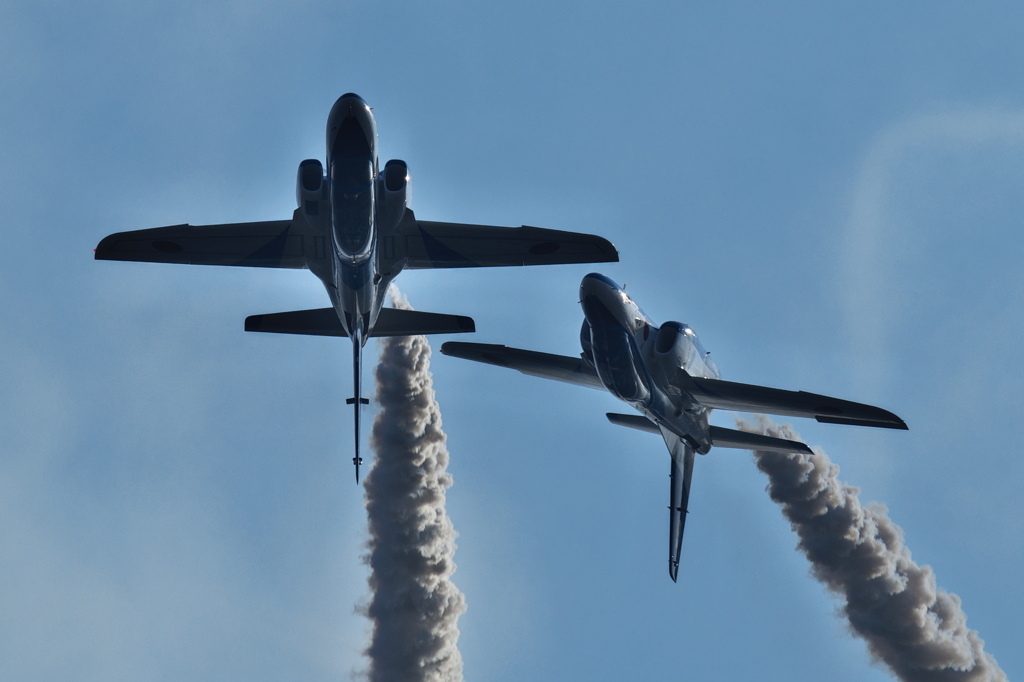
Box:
[327, 93, 376, 159]
[329, 93, 371, 121]
[579, 272, 620, 300]
[334, 93, 368, 111]
[580, 273, 624, 328]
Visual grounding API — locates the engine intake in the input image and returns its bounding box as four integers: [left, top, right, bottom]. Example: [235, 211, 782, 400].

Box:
[378, 159, 410, 232]
[384, 158, 408, 192]
[655, 321, 685, 355]
[296, 159, 325, 215]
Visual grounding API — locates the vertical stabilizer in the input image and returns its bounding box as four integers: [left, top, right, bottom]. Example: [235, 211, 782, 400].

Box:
[660, 427, 694, 582]
[346, 329, 369, 481]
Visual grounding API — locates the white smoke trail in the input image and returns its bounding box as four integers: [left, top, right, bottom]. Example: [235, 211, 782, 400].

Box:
[361, 289, 466, 682]
[740, 416, 1005, 682]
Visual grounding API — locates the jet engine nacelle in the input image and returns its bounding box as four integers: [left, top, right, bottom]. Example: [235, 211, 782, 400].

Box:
[296, 159, 325, 216]
[650, 320, 719, 380]
[377, 159, 409, 232]
[653, 321, 689, 368]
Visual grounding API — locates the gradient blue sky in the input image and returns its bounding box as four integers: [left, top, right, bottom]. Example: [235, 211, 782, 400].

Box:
[2, 2, 1022, 680]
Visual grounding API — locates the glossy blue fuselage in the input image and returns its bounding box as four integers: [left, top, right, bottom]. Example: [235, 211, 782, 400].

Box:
[579, 273, 720, 454]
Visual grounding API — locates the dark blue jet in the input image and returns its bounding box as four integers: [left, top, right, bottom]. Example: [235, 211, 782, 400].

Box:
[442, 273, 906, 581]
[95, 94, 618, 482]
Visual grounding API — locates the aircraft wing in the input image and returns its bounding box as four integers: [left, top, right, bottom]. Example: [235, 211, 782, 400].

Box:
[95, 217, 312, 269]
[440, 342, 605, 390]
[399, 216, 618, 269]
[675, 373, 908, 430]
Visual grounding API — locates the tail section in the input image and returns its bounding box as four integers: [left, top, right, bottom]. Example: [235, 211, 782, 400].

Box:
[661, 428, 694, 584]
[246, 306, 473, 484]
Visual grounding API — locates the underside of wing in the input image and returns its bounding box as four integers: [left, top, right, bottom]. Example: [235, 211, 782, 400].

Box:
[440, 342, 604, 390]
[678, 374, 908, 430]
[95, 216, 313, 269]
[399, 216, 618, 269]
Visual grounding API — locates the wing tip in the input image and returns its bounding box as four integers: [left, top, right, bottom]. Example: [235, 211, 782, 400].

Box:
[815, 415, 909, 430]
[439, 341, 507, 361]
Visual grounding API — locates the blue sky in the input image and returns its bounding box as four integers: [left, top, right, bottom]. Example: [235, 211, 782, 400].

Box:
[1, 1, 1022, 679]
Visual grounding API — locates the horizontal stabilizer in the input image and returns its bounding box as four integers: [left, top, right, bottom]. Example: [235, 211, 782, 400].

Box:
[245, 307, 475, 338]
[371, 307, 476, 337]
[709, 426, 812, 454]
[607, 415, 812, 453]
[245, 308, 346, 336]
[606, 413, 660, 435]
[346, 397, 370, 405]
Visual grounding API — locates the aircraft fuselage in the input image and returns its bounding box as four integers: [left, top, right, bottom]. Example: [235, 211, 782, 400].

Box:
[324, 93, 385, 342]
[579, 273, 720, 453]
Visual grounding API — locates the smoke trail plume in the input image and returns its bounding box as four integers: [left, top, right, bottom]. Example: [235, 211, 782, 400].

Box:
[362, 289, 466, 682]
[741, 416, 1005, 682]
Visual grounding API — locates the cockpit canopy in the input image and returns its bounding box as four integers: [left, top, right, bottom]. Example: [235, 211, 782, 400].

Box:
[330, 117, 375, 259]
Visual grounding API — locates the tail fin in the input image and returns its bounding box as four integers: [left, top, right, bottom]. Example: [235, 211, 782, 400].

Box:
[352, 330, 363, 483]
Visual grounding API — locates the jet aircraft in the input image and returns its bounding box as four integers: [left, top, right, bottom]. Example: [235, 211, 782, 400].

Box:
[95, 94, 618, 482]
[441, 273, 906, 581]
